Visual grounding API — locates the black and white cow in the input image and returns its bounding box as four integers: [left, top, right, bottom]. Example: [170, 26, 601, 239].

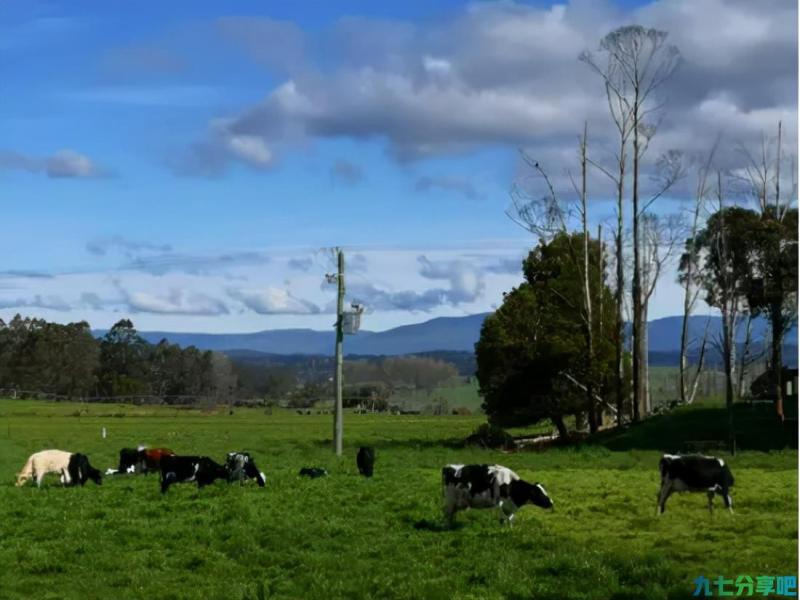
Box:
[657, 454, 735, 514]
[357, 447, 375, 478]
[66, 453, 103, 486]
[106, 446, 147, 475]
[299, 467, 328, 478]
[442, 464, 553, 526]
[225, 451, 266, 487]
[159, 455, 229, 494]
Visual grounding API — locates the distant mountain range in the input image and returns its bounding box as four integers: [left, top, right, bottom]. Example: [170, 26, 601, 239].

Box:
[94, 313, 797, 367]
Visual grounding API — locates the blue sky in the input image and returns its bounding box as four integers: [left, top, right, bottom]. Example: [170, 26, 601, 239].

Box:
[0, 0, 796, 332]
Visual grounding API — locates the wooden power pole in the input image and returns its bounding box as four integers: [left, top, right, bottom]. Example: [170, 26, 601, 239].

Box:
[333, 248, 345, 456]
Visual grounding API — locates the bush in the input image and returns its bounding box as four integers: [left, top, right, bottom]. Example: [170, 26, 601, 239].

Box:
[451, 407, 472, 416]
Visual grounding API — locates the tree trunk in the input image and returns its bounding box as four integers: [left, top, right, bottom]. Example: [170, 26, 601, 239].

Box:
[631, 88, 644, 423]
[552, 414, 569, 440]
[721, 308, 736, 454]
[581, 123, 597, 435]
[771, 301, 784, 422]
[736, 313, 753, 400]
[615, 151, 626, 426]
[642, 303, 650, 415]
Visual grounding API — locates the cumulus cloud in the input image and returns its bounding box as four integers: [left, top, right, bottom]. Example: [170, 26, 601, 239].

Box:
[175, 0, 794, 184]
[0, 148, 108, 178]
[345, 254, 486, 312]
[0, 294, 71, 311]
[417, 255, 485, 304]
[229, 287, 320, 315]
[122, 288, 229, 316]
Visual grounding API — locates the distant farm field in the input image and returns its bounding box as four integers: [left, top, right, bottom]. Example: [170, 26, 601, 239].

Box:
[0, 399, 796, 600]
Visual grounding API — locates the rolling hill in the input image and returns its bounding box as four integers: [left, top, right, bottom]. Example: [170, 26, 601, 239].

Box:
[95, 313, 796, 365]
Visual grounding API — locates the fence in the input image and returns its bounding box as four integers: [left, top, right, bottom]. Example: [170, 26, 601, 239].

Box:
[0, 389, 265, 407]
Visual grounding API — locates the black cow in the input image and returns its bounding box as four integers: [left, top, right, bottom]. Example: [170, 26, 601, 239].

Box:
[108, 447, 147, 475]
[357, 447, 375, 477]
[657, 454, 735, 514]
[67, 453, 102, 486]
[442, 464, 553, 527]
[225, 452, 265, 487]
[160, 455, 229, 494]
[299, 467, 328, 478]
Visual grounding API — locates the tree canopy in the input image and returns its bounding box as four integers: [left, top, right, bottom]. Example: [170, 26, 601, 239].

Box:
[475, 233, 618, 436]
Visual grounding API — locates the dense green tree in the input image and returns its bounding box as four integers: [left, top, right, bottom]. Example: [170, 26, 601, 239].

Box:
[746, 208, 798, 420]
[98, 319, 152, 396]
[476, 233, 618, 437]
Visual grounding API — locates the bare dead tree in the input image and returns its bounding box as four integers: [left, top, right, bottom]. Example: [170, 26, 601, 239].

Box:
[678, 143, 718, 405]
[713, 172, 741, 452]
[581, 39, 634, 427]
[507, 126, 604, 434]
[581, 26, 680, 423]
[640, 212, 686, 413]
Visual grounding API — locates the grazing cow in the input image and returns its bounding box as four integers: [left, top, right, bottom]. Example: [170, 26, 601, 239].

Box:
[106, 446, 146, 475]
[142, 447, 175, 471]
[657, 454, 735, 514]
[159, 455, 229, 494]
[357, 447, 375, 478]
[442, 464, 553, 527]
[299, 467, 328, 478]
[106, 446, 174, 475]
[225, 451, 265, 487]
[66, 453, 103, 486]
[16, 450, 102, 488]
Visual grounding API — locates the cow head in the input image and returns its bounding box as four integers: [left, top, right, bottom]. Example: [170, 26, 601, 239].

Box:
[87, 467, 103, 485]
[511, 480, 553, 509]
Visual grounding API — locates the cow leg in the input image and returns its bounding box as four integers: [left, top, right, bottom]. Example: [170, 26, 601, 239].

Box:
[707, 490, 715, 514]
[36, 470, 45, 488]
[161, 472, 174, 494]
[497, 501, 514, 527]
[721, 487, 733, 514]
[657, 480, 673, 515]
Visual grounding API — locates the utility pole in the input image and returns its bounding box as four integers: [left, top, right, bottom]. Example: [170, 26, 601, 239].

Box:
[333, 249, 345, 456]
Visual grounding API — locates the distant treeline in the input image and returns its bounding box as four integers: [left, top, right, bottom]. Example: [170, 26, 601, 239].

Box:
[0, 315, 469, 406]
[0, 316, 236, 402]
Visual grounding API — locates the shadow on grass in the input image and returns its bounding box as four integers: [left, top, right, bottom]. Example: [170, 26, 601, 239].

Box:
[589, 402, 796, 453]
[411, 518, 463, 532]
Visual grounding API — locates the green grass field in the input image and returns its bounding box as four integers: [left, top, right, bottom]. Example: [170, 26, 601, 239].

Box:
[388, 378, 482, 413]
[0, 399, 796, 600]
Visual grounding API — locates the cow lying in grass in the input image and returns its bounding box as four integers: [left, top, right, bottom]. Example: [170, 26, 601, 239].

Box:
[442, 464, 553, 527]
[159, 455, 229, 494]
[16, 449, 102, 487]
[657, 454, 735, 514]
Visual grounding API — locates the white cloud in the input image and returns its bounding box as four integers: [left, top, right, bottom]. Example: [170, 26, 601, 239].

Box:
[124, 288, 229, 316]
[175, 0, 794, 180]
[0, 148, 107, 178]
[229, 286, 320, 315]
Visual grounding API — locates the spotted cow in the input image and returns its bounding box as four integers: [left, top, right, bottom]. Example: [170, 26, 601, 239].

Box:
[442, 464, 553, 527]
[657, 454, 735, 514]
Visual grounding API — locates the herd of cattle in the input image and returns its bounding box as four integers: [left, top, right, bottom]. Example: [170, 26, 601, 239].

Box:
[14, 446, 735, 525]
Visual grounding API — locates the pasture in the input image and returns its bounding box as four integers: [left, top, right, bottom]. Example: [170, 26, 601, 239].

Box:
[0, 399, 796, 600]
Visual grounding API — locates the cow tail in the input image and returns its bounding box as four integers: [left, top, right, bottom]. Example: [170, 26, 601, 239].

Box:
[16, 455, 34, 486]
